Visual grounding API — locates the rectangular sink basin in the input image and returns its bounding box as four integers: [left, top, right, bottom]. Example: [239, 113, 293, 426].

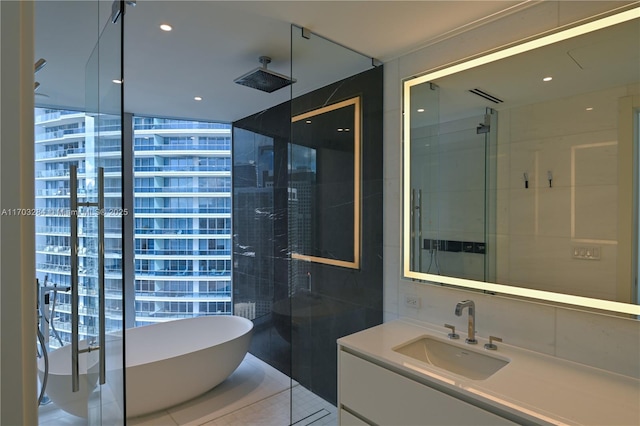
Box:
[393, 336, 509, 380]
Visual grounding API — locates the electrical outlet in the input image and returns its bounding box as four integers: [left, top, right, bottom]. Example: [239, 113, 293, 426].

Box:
[405, 294, 421, 308]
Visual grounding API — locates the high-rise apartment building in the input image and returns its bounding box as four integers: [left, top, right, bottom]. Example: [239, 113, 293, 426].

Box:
[34, 108, 232, 346]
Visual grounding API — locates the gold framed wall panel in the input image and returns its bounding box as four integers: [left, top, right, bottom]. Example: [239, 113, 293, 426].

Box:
[291, 96, 361, 269]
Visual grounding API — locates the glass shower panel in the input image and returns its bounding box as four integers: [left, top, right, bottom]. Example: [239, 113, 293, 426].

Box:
[231, 34, 294, 424]
[417, 115, 489, 282]
[83, 4, 126, 423]
[409, 82, 440, 273]
[232, 119, 291, 374]
[290, 25, 381, 420]
[408, 80, 497, 283]
[485, 109, 498, 283]
[290, 26, 373, 101]
[35, 1, 125, 423]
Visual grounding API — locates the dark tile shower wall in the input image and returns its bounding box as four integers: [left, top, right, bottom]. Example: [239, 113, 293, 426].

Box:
[232, 65, 383, 404]
[233, 103, 292, 376]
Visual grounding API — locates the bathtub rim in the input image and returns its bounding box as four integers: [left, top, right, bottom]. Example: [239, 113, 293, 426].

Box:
[125, 315, 253, 368]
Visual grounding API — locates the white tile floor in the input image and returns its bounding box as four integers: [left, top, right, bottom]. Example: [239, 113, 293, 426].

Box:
[38, 354, 337, 426]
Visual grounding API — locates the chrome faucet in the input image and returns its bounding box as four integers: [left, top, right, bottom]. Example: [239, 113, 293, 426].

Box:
[455, 300, 477, 344]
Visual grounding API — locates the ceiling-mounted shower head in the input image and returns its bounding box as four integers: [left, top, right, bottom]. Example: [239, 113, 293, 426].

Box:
[234, 56, 295, 93]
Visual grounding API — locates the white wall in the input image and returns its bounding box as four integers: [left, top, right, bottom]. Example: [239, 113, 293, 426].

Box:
[0, 1, 37, 424]
[383, 1, 640, 379]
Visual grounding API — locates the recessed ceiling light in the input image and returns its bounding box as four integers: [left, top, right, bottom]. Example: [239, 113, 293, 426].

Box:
[194, 96, 202, 101]
[345, 128, 351, 132]
[586, 107, 594, 111]
[160, 24, 173, 32]
[305, 120, 312, 124]
[112, 79, 123, 84]
[417, 108, 425, 113]
[337, 128, 344, 132]
[543, 76, 553, 82]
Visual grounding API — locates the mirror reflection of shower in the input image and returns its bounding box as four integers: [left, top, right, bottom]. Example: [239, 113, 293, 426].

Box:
[410, 102, 496, 282]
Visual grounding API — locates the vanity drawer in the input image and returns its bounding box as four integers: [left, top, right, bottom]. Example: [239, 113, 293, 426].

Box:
[339, 409, 369, 425]
[339, 350, 516, 425]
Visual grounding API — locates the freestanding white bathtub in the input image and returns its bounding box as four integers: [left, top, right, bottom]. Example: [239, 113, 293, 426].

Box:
[37, 340, 100, 418]
[38, 315, 253, 418]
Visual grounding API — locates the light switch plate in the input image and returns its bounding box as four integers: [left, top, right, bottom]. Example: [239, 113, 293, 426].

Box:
[572, 246, 601, 260]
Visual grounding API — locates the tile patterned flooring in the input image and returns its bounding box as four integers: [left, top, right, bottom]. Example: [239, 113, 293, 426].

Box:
[38, 354, 337, 426]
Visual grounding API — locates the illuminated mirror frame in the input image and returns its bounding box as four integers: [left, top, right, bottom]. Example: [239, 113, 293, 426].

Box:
[403, 7, 640, 316]
[291, 96, 361, 269]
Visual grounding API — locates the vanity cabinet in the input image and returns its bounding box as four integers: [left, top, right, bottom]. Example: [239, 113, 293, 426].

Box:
[338, 350, 517, 426]
[338, 319, 640, 425]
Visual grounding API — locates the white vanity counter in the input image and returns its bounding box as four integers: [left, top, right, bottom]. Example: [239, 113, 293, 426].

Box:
[337, 319, 640, 425]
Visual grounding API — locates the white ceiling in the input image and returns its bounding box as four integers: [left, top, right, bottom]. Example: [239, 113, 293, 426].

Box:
[411, 15, 640, 124]
[34, 0, 527, 123]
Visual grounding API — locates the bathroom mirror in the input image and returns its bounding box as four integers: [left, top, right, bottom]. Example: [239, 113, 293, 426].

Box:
[403, 7, 640, 316]
[291, 96, 361, 269]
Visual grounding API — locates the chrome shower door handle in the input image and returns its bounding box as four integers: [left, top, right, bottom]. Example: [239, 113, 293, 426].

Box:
[70, 166, 106, 392]
[410, 189, 415, 271]
[410, 188, 423, 272]
[70, 165, 80, 392]
[97, 167, 106, 385]
[417, 189, 422, 272]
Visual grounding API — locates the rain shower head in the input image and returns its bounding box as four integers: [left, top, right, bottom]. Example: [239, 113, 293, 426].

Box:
[234, 56, 295, 93]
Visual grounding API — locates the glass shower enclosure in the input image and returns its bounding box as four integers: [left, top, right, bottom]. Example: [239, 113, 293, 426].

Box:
[408, 82, 498, 283]
[36, 1, 127, 423]
[232, 23, 384, 424]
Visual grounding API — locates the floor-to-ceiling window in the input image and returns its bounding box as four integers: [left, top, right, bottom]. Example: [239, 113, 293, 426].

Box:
[131, 116, 232, 325]
[34, 108, 232, 349]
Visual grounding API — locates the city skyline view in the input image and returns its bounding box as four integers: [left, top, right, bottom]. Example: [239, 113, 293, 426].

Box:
[34, 108, 232, 347]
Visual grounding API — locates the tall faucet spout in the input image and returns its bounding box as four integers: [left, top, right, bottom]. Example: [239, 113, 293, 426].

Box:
[454, 300, 477, 344]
